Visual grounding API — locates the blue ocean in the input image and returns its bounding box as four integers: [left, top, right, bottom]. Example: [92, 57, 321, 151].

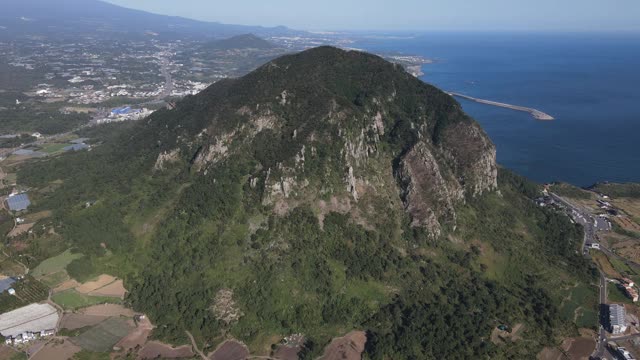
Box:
[354, 32, 640, 186]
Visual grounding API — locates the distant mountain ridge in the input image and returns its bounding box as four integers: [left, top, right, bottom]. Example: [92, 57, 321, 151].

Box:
[0, 0, 299, 39]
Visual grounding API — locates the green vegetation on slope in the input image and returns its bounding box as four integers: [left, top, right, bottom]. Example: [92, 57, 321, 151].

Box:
[591, 182, 640, 199]
[12, 48, 597, 359]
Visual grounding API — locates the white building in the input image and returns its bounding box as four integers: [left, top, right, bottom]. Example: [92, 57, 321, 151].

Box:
[609, 304, 628, 335]
[0, 303, 59, 341]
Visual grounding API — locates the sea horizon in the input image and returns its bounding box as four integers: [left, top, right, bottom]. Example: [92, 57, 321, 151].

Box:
[352, 32, 640, 187]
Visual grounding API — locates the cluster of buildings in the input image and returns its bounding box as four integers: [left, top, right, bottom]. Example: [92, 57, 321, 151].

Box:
[4, 329, 55, 346]
[0, 304, 59, 347]
[95, 106, 154, 124]
[620, 278, 639, 302]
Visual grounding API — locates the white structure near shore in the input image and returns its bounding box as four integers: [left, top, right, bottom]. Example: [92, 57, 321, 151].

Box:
[0, 303, 58, 344]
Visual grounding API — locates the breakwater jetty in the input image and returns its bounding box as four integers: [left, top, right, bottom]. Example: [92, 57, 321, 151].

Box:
[449, 92, 554, 120]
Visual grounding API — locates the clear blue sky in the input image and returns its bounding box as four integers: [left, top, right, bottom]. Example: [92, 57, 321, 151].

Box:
[104, 0, 640, 32]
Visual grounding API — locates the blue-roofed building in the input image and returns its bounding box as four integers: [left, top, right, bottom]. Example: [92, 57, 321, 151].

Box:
[0, 278, 15, 293]
[63, 143, 89, 152]
[110, 106, 132, 116]
[6, 193, 30, 212]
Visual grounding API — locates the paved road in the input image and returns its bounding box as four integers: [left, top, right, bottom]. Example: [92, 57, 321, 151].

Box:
[158, 58, 173, 99]
[595, 272, 608, 359]
[549, 193, 610, 359]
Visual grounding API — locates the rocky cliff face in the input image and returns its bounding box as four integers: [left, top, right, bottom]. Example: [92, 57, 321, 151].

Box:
[150, 46, 497, 238]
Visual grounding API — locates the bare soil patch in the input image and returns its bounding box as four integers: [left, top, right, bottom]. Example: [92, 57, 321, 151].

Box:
[537, 346, 564, 360]
[30, 339, 82, 360]
[209, 340, 250, 360]
[0, 345, 20, 360]
[491, 323, 525, 344]
[274, 345, 299, 360]
[139, 341, 194, 359]
[115, 317, 153, 351]
[24, 210, 52, 222]
[53, 279, 81, 293]
[75, 274, 117, 294]
[8, 223, 34, 237]
[79, 304, 135, 317]
[88, 279, 127, 299]
[60, 313, 109, 330]
[562, 336, 595, 360]
[591, 251, 621, 278]
[319, 330, 367, 360]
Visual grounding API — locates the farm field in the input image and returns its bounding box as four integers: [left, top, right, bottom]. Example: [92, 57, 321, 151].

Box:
[60, 313, 109, 331]
[138, 341, 194, 359]
[39, 271, 70, 288]
[87, 280, 126, 299]
[115, 317, 153, 352]
[38, 143, 68, 154]
[0, 256, 25, 277]
[51, 289, 119, 310]
[75, 275, 117, 294]
[210, 340, 250, 360]
[30, 339, 81, 360]
[31, 249, 83, 278]
[0, 276, 48, 313]
[591, 250, 621, 278]
[78, 304, 135, 317]
[71, 317, 133, 352]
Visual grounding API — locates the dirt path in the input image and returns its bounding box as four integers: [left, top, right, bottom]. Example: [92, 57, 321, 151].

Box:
[2, 250, 28, 274]
[185, 331, 207, 360]
[47, 290, 65, 331]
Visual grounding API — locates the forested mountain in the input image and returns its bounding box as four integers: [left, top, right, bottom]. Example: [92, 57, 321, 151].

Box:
[0, 0, 297, 39]
[19, 47, 593, 358]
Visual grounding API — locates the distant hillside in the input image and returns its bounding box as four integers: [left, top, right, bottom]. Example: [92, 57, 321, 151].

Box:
[0, 0, 298, 39]
[205, 34, 277, 50]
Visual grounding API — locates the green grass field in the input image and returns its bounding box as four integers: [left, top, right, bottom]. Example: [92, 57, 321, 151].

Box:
[576, 307, 599, 328]
[39, 143, 69, 154]
[32, 249, 83, 278]
[39, 270, 70, 287]
[51, 289, 120, 310]
[610, 257, 637, 276]
[559, 283, 599, 329]
[72, 317, 132, 352]
[608, 284, 633, 304]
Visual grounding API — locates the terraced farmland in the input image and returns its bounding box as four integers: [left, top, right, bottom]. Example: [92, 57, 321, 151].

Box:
[0, 276, 48, 313]
[72, 317, 133, 352]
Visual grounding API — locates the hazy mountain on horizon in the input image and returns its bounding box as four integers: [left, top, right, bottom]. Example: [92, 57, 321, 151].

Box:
[0, 0, 300, 40]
